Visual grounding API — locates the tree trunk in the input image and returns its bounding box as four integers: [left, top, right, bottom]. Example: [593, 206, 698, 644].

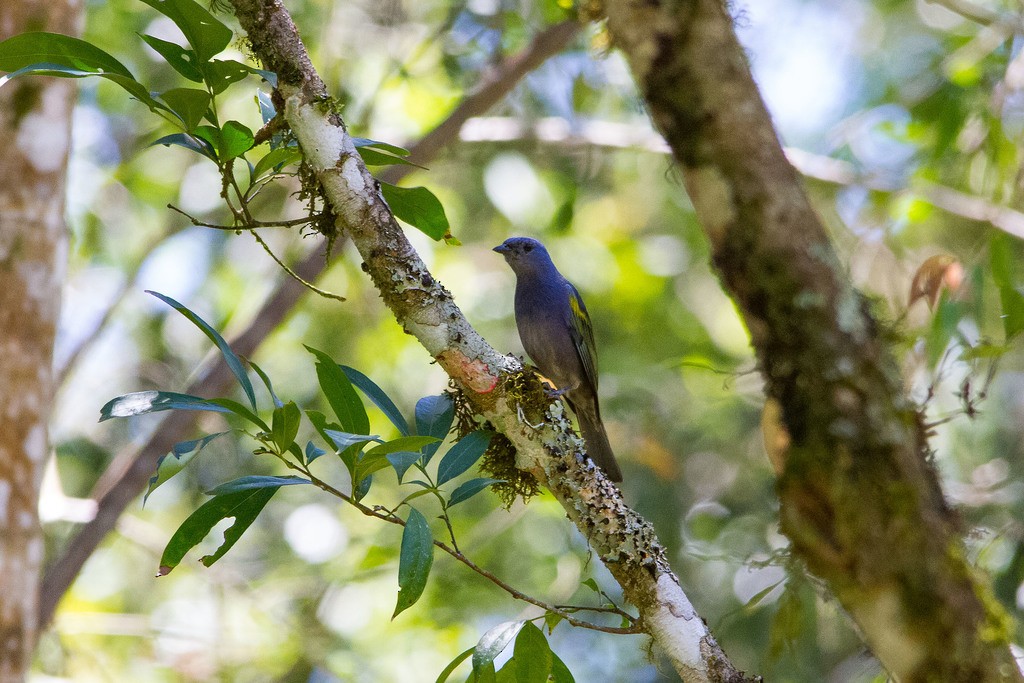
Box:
[0, 2, 79, 680]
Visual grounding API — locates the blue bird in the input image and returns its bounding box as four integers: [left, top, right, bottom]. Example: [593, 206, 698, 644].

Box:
[494, 237, 622, 482]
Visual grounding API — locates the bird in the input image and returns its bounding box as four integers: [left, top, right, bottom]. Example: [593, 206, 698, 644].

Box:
[493, 236, 622, 482]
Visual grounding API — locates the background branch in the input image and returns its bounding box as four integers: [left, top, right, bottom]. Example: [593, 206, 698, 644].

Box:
[600, 0, 1019, 678]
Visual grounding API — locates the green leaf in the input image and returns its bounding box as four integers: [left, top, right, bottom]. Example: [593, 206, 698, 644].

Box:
[356, 146, 424, 168]
[0, 32, 134, 77]
[436, 647, 475, 683]
[147, 291, 257, 410]
[447, 478, 502, 508]
[415, 394, 453, 463]
[252, 146, 303, 181]
[202, 58, 250, 94]
[581, 578, 600, 594]
[550, 653, 575, 683]
[380, 183, 451, 241]
[144, 432, 227, 505]
[218, 120, 254, 160]
[150, 132, 216, 160]
[472, 621, 524, 672]
[387, 451, 422, 481]
[742, 579, 785, 611]
[158, 87, 211, 131]
[365, 436, 441, 458]
[437, 431, 493, 486]
[139, 34, 203, 81]
[157, 486, 279, 575]
[271, 401, 301, 453]
[100, 391, 232, 420]
[138, 0, 232, 62]
[393, 507, 434, 618]
[248, 360, 282, 408]
[925, 295, 964, 368]
[513, 622, 552, 683]
[999, 286, 1024, 340]
[205, 475, 310, 495]
[543, 611, 564, 634]
[342, 365, 410, 435]
[307, 347, 370, 434]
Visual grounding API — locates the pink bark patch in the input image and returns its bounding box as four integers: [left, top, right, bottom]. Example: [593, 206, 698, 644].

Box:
[437, 351, 498, 393]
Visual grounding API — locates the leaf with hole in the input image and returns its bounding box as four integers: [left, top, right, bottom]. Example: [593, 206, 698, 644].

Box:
[158, 485, 280, 575]
[138, 0, 232, 62]
[140, 34, 203, 81]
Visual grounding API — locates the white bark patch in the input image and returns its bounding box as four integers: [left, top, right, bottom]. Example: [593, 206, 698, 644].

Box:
[0, 481, 10, 525]
[15, 86, 71, 173]
[22, 424, 46, 463]
[645, 573, 709, 679]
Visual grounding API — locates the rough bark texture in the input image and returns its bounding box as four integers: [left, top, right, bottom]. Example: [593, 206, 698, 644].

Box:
[228, 1, 753, 680]
[601, 0, 1019, 680]
[0, 2, 80, 680]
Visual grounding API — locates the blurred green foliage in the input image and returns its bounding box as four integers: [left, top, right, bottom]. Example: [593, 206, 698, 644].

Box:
[22, 0, 1024, 680]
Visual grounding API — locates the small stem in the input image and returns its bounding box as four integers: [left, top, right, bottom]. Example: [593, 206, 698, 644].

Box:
[293, 459, 641, 635]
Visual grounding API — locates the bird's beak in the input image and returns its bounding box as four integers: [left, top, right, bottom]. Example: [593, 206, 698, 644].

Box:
[493, 244, 508, 254]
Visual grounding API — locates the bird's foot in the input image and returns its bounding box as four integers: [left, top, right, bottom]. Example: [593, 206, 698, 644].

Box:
[542, 382, 568, 399]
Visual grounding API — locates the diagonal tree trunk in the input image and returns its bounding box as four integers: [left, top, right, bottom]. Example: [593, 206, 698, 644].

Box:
[0, 1, 80, 680]
[599, 0, 1020, 679]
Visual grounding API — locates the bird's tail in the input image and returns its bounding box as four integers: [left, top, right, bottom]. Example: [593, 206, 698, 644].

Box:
[577, 411, 622, 482]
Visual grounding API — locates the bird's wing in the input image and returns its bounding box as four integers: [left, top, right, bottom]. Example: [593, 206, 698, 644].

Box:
[565, 282, 599, 392]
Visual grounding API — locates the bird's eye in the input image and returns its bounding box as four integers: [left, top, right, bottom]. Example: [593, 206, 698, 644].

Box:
[524, 244, 533, 253]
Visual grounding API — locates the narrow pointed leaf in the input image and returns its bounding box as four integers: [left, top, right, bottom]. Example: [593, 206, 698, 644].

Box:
[415, 393, 453, 462]
[158, 486, 279, 575]
[342, 365, 410, 435]
[205, 475, 310, 495]
[147, 291, 257, 410]
[436, 431, 493, 486]
[248, 360, 282, 408]
[393, 507, 433, 618]
[150, 132, 216, 160]
[144, 432, 226, 505]
[323, 429, 380, 451]
[447, 478, 503, 508]
[307, 347, 370, 434]
[364, 436, 440, 457]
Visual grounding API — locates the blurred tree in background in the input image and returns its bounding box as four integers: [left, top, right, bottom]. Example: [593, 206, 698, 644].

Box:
[3, 0, 1024, 680]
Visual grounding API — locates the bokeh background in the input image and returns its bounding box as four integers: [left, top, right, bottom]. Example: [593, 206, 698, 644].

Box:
[38, 0, 1024, 680]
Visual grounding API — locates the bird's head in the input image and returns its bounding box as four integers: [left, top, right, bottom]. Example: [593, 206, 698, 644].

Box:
[493, 237, 553, 274]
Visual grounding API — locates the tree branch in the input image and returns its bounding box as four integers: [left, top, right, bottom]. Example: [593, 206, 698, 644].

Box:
[39, 15, 581, 635]
[226, 1, 751, 680]
[599, 0, 1020, 679]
